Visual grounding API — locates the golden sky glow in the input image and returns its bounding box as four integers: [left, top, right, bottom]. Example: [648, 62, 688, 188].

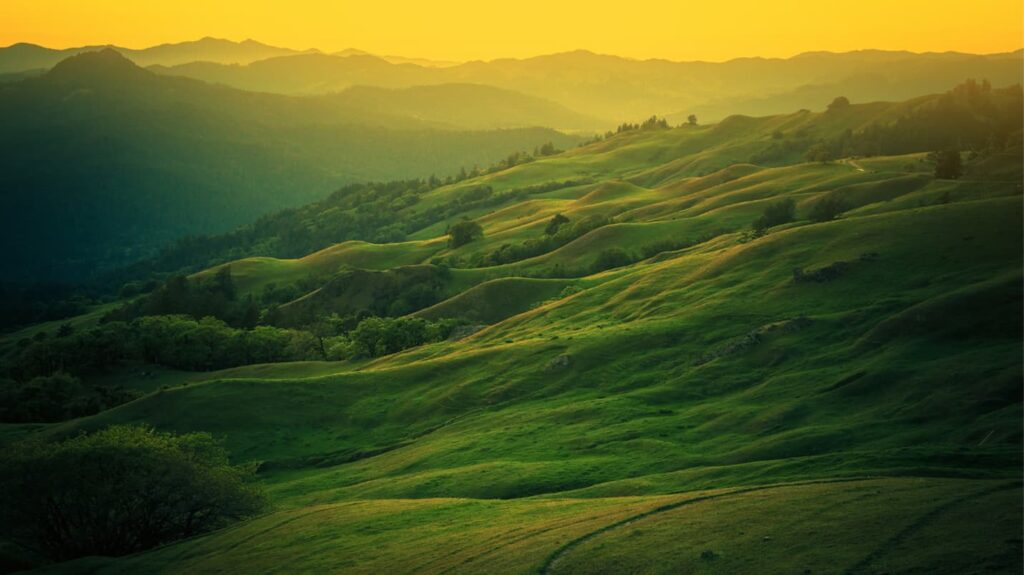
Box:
[2, 0, 1021, 62]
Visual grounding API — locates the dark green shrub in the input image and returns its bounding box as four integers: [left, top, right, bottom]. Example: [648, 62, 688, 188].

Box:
[810, 194, 850, 222]
[590, 248, 634, 273]
[805, 142, 835, 163]
[933, 149, 963, 179]
[347, 316, 460, 358]
[0, 373, 138, 423]
[0, 425, 266, 561]
[544, 213, 570, 236]
[447, 219, 484, 248]
[753, 199, 796, 232]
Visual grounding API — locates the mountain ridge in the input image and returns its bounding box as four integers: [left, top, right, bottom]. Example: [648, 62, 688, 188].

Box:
[0, 50, 583, 283]
[145, 47, 1024, 122]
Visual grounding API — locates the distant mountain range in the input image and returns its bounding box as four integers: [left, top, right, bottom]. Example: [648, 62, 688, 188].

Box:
[1, 40, 1021, 283]
[150, 48, 1024, 125]
[0, 37, 304, 72]
[0, 37, 457, 74]
[3, 40, 1020, 126]
[0, 49, 580, 282]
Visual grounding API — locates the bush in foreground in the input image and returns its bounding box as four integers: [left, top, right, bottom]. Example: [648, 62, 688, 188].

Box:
[0, 425, 266, 562]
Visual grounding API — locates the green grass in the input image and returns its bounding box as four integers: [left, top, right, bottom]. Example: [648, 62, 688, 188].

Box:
[191, 240, 441, 297]
[32, 478, 1021, 574]
[5, 101, 1022, 573]
[37, 193, 1020, 504]
[415, 278, 574, 324]
[547, 478, 1021, 575]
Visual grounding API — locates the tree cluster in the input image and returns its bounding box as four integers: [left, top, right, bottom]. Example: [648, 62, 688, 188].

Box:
[753, 199, 797, 233]
[105, 267, 259, 328]
[458, 214, 611, 268]
[809, 194, 850, 222]
[6, 316, 321, 383]
[615, 115, 671, 133]
[808, 81, 1022, 160]
[0, 426, 265, 561]
[0, 372, 138, 423]
[336, 316, 461, 359]
[447, 219, 485, 248]
[932, 150, 964, 179]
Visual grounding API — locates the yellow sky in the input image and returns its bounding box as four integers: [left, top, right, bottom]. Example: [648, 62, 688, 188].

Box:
[2, 0, 1021, 62]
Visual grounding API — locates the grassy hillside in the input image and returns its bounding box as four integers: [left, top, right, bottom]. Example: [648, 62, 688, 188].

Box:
[120, 82, 1019, 290]
[31, 478, 1018, 575]
[1, 86, 1020, 573]
[0, 49, 581, 284]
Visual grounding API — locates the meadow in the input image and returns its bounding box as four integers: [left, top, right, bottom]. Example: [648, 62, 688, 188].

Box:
[1, 79, 1021, 573]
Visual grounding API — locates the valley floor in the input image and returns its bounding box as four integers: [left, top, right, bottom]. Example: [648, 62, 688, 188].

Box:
[35, 478, 1021, 574]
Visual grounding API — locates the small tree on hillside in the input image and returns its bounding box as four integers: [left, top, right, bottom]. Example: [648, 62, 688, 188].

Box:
[687, 114, 698, 126]
[544, 213, 570, 236]
[447, 218, 484, 248]
[933, 150, 963, 180]
[810, 194, 849, 222]
[805, 142, 835, 164]
[753, 199, 796, 233]
[827, 96, 851, 112]
[590, 248, 634, 273]
[537, 142, 559, 156]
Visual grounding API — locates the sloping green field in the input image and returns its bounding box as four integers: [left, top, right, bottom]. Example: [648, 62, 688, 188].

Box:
[4, 98, 1021, 573]
[31, 479, 1022, 574]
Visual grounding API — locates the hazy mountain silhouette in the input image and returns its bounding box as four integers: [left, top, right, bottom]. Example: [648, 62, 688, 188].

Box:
[0, 38, 459, 75]
[0, 50, 580, 282]
[0, 37, 306, 73]
[148, 52, 437, 93]
[149, 48, 1023, 123]
[333, 48, 459, 68]
[6, 40, 1020, 125]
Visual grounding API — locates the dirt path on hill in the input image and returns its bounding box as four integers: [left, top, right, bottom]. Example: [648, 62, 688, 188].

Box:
[537, 476, 878, 574]
[842, 481, 1020, 574]
[842, 158, 866, 172]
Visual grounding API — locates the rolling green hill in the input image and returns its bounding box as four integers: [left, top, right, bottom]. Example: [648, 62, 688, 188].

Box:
[1, 84, 1021, 573]
[25, 478, 1020, 574]
[0, 49, 581, 284]
[105, 81, 1022, 289]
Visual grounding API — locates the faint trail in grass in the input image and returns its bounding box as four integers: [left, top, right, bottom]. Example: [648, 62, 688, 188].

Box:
[841, 158, 867, 172]
[537, 476, 876, 575]
[416, 505, 635, 573]
[842, 481, 1021, 574]
[184, 504, 348, 559]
